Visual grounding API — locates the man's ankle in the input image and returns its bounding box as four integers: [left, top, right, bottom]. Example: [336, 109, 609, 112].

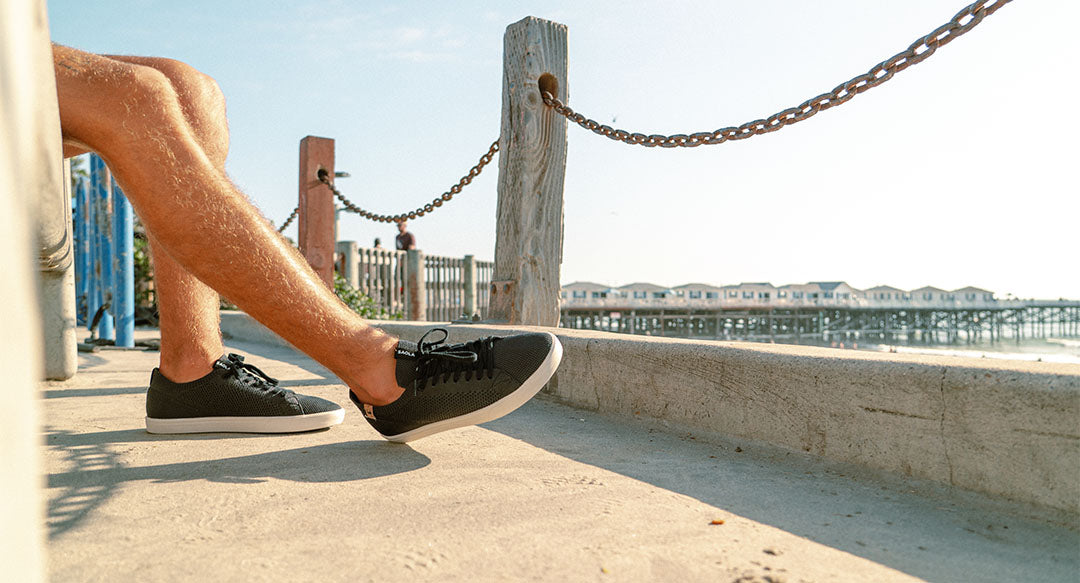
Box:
[158, 353, 218, 383]
[346, 339, 405, 406]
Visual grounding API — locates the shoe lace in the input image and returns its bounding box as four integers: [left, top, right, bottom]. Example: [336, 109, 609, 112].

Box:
[221, 353, 289, 397]
[413, 328, 496, 392]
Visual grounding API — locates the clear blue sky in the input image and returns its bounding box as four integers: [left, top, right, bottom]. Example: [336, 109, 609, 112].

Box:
[48, 0, 1079, 299]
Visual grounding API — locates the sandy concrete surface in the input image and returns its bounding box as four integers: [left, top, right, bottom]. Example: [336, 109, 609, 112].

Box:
[221, 313, 1080, 516]
[42, 331, 1078, 582]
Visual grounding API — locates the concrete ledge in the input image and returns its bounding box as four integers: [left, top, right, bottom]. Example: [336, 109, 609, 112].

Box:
[220, 311, 1080, 519]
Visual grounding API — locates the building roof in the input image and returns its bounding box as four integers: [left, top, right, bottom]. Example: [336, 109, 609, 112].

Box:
[561, 281, 612, 291]
[616, 282, 669, 293]
[672, 283, 723, 291]
[866, 285, 905, 293]
[809, 281, 848, 292]
[913, 286, 948, 294]
[952, 286, 992, 294]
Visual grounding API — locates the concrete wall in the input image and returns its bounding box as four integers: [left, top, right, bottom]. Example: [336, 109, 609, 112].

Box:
[0, 0, 53, 579]
[220, 312, 1080, 519]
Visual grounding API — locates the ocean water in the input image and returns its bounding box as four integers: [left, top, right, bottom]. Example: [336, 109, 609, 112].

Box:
[859, 337, 1080, 365]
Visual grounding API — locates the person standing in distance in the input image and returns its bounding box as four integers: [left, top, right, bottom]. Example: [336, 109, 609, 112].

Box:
[395, 220, 416, 251]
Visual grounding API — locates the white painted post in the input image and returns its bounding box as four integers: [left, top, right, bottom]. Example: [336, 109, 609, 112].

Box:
[336, 240, 359, 288]
[490, 17, 568, 326]
[41, 160, 78, 379]
[1, 0, 51, 579]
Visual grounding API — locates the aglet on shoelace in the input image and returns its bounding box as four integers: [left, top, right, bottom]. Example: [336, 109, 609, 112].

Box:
[412, 329, 495, 393]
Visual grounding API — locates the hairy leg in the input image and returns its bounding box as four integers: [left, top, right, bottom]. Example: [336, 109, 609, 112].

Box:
[107, 55, 225, 382]
[54, 44, 402, 404]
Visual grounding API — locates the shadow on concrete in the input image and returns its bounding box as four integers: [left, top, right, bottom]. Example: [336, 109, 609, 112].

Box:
[277, 378, 347, 389]
[45, 427, 300, 447]
[45, 428, 427, 539]
[484, 398, 1078, 583]
[42, 386, 148, 399]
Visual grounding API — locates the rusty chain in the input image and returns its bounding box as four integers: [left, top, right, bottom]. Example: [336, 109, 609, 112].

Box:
[319, 140, 499, 224]
[276, 206, 299, 233]
[542, 0, 1011, 148]
[276, 0, 1008, 228]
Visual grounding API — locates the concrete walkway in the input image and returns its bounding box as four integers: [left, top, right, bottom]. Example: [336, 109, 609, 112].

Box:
[42, 330, 1077, 582]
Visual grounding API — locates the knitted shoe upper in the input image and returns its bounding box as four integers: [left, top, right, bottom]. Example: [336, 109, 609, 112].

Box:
[357, 328, 555, 437]
[147, 353, 340, 419]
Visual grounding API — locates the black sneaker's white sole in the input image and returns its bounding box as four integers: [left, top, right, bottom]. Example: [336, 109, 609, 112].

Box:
[145, 408, 345, 434]
[382, 332, 564, 443]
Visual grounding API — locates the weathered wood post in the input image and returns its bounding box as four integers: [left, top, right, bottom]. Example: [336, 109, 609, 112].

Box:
[298, 136, 335, 288]
[406, 249, 427, 321]
[463, 254, 477, 318]
[489, 17, 568, 326]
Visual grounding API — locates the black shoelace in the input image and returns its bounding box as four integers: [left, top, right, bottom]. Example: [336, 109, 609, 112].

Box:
[413, 328, 496, 392]
[220, 353, 289, 397]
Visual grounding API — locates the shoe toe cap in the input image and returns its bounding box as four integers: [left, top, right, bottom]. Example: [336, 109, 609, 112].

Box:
[297, 394, 344, 415]
[495, 332, 557, 382]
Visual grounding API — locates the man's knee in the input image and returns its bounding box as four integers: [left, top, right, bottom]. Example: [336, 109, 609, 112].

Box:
[109, 55, 226, 120]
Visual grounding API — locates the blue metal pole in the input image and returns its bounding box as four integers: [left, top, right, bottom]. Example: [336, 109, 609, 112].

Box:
[111, 181, 135, 347]
[86, 158, 102, 335]
[91, 155, 114, 341]
[75, 177, 90, 326]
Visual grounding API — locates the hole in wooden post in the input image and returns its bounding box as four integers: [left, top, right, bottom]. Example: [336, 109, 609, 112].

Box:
[317, 168, 329, 181]
[538, 73, 559, 99]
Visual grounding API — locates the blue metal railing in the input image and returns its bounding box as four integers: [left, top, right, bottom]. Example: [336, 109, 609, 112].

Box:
[75, 154, 134, 347]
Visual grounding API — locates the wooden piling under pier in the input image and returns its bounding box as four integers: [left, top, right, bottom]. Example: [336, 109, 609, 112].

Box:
[560, 303, 1080, 345]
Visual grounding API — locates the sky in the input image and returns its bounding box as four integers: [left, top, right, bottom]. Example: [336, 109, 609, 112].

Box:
[48, 0, 1079, 299]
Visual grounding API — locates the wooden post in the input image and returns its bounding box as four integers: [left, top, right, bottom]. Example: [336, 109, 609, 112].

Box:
[490, 17, 568, 326]
[298, 136, 335, 288]
[406, 249, 426, 321]
[463, 254, 477, 318]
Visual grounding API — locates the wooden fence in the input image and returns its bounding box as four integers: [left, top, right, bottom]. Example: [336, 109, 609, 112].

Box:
[336, 242, 493, 321]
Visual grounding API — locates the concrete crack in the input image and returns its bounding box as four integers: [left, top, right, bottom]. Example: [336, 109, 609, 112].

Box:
[585, 340, 602, 411]
[938, 366, 954, 485]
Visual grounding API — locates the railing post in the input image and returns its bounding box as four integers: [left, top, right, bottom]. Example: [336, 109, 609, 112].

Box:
[75, 178, 89, 326]
[463, 254, 477, 318]
[490, 17, 568, 326]
[406, 249, 426, 321]
[85, 168, 100, 334]
[39, 157, 77, 379]
[336, 240, 359, 288]
[90, 155, 114, 341]
[298, 136, 335, 288]
[111, 181, 134, 348]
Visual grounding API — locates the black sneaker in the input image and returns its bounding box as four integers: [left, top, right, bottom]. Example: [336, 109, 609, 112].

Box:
[145, 353, 345, 434]
[351, 328, 563, 443]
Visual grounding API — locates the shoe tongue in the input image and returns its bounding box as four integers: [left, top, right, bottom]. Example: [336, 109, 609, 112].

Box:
[394, 340, 419, 388]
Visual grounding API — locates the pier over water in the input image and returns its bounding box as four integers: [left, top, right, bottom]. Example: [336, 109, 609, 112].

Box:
[560, 281, 1080, 345]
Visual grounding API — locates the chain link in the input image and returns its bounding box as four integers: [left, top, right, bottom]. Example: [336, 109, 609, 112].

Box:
[321, 139, 499, 224]
[542, 0, 1011, 148]
[277, 206, 298, 233]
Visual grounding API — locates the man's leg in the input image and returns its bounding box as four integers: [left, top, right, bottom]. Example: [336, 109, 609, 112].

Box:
[54, 44, 402, 404]
[54, 44, 562, 441]
[107, 55, 224, 383]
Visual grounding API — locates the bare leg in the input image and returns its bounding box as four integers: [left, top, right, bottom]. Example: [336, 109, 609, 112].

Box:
[54, 45, 402, 404]
[107, 55, 225, 383]
[147, 234, 223, 382]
